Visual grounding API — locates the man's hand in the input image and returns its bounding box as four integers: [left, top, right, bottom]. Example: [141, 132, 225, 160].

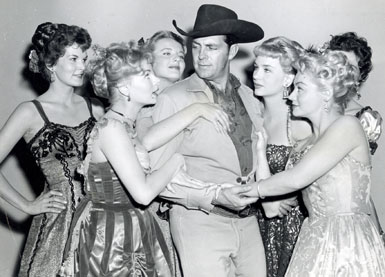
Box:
[212, 185, 258, 211]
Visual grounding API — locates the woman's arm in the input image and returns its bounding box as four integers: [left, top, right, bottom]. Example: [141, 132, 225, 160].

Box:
[99, 119, 184, 206]
[141, 103, 230, 151]
[0, 103, 66, 214]
[254, 129, 294, 218]
[243, 116, 368, 198]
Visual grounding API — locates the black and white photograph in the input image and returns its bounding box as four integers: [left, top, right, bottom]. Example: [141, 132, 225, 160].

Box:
[0, 0, 384, 276]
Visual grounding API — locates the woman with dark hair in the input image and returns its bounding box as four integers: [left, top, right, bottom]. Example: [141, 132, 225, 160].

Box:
[0, 22, 103, 276]
[241, 50, 385, 275]
[325, 32, 384, 241]
[252, 36, 311, 277]
[60, 42, 229, 276]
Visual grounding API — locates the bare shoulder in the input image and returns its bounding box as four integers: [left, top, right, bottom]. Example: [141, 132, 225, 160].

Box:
[332, 115, 362, 130]
[9, 101, 42, 126]
[291, 117, 312, 141]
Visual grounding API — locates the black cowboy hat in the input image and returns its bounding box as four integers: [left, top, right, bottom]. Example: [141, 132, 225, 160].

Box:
[172, 4, 264, 43]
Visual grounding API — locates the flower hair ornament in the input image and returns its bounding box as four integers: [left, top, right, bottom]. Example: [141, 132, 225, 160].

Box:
[91, 44, 107, 60]
[28, 49, 40, 73]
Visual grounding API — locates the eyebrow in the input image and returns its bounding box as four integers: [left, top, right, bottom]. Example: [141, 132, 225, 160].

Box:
[192, 41, 219, 47]
[254, 63, 274, 68]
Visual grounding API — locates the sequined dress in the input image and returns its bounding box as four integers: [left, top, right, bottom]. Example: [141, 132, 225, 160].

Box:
[285, 147, 385, 276]
[60, 118, 172, 277]
[19, 99, 95, 277]
[256, 144, 306, 277]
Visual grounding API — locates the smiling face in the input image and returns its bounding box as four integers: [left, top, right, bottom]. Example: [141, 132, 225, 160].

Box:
[119, 69, 159, 106]
[151, 38, 185, 84]
[253, 56, 292, 98]
[51, 43, 88, 87]
[192, 35, 235, 83]
[289, 72, 324, 118]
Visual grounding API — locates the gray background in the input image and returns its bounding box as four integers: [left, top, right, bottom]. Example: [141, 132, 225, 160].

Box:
[0, 0, 384, 275]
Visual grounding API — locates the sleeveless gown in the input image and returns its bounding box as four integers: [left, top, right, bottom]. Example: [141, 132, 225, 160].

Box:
[60, 118, 172, 277]
[19, 99, 96, 277]
[285, 147, 385, 276]
[257, 144, 306, 277]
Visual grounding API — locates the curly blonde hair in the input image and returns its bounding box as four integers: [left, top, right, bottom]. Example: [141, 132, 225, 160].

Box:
[294, 50, 359, 110]
[87, 41, 143, 99]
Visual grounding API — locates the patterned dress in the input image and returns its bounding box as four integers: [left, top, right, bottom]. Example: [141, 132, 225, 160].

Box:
[60, 118, 172, 277]
[256, 144, 307, 277]
[19, 99, 95, 277]
[285, 147, 385, 276]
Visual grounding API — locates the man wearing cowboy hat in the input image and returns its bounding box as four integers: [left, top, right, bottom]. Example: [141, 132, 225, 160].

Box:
[150, 4, 266, 276]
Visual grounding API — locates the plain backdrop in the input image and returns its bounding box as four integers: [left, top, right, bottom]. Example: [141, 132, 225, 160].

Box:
[0, 0, 384, 276]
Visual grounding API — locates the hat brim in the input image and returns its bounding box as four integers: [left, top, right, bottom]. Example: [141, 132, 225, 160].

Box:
[173, 19, 264, 43]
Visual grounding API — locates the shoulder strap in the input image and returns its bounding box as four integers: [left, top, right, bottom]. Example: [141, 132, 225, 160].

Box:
[31, 100, 50, 124]
[84, 97, 94, 117]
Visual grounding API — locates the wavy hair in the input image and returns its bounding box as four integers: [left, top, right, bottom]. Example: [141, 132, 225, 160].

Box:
[87, 41, 143, 100]
[142, 30, 185, 64]
[294, 50, 359, 110]
[253, 36, 304, 75]
[31, 22, 91, 81]
[326, 32, 372, 87]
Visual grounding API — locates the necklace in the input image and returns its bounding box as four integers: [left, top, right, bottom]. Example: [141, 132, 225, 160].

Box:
[286, 106, 297, 148]
[109, 108, 136, 128]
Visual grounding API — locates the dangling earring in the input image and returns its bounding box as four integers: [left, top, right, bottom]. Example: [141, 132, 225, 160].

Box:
[50, 71, 56, 82]
[126, 93, 131, 102]
[283, 86, 289, 99]
[323, 100, 330, 112]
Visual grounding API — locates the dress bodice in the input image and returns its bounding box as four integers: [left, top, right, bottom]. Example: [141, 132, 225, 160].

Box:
[84, 117, 151, 207]
[19, 99, 96, 277]
[288, 148, 371, 221]
[266, 144, 292, 174]
[27, 100, 96, 209]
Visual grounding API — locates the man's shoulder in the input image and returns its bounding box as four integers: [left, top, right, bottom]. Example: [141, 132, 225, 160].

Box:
[162, 75, 197, 96]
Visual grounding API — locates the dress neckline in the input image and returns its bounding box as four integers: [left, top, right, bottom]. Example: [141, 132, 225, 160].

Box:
[26, 116, 95, 147]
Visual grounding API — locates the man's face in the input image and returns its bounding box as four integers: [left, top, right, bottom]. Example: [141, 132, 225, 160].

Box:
[192, 35, 232, 83]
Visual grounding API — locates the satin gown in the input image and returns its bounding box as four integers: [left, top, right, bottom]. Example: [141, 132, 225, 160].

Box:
[19, 99, 95, 277]
[257, 144, 307, 277]
[284, 147, 385, 276]
[60, 118, 172, 277]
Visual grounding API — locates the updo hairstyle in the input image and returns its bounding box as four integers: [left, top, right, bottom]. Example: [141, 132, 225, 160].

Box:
[142, 30, 185, 64]
[294, 50, 359, 110]
[253, 36, 304, 75]
[31, 22, 91, 81]
[326, 32, 372, 87]
[87, 41, 143, 101]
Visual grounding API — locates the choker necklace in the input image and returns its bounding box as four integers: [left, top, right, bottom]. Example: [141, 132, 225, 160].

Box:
[109, 108, 136, 127]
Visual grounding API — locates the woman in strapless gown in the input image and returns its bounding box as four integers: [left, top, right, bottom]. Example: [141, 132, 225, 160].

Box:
[60, 42, 229, 276]
[325, 32, 384, 241]
[252, 37, 311, 277]
[243, 50, 385, 276]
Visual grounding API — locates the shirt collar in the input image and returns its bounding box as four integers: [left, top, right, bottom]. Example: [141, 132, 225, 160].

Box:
[186, 73, 241, 95]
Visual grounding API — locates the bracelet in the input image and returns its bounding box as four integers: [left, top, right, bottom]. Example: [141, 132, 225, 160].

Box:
[257, 183, 265, 199]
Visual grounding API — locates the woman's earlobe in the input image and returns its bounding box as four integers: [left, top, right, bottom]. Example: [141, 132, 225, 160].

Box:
[321, 90, 332, 100]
